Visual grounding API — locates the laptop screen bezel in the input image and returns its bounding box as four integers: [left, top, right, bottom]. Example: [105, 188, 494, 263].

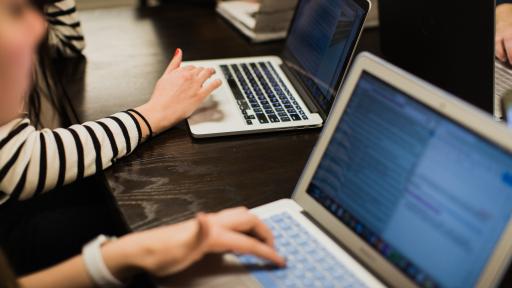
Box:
[292, 52, 512, 288]
[280, 0, 370, 118]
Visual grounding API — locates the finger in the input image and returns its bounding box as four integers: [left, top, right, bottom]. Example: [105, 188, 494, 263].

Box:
[182, 65, 197, 71]
[497, 39, 506, 62]
[234, 212, 275, 248]
[198, 79, 222, 99]
[211, 207, 275, 247]
[505, 39, 512, 64]
[194, 67, 205, 77]
[197, 68, 216, 83]
[210, 207, 253, 229]
[166, 48, 182, 73]
[218, 231, 286, 267]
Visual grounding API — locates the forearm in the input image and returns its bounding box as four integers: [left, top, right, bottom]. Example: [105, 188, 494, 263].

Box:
[18, 239, 143, 288]
[44, 0, 85, 57]
[17, 227, 191, 288]
[18, 209, 283, 287]
[19, 255, 94, 288]
[0, 112, 144, 203]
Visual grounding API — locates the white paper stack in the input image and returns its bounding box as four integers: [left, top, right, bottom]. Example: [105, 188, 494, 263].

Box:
[216, 0, 298, 43]
[216, 0, 380, 43]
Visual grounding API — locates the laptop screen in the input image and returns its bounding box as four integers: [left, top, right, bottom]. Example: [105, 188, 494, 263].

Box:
[283, 0, 366, 113]
[307, 72, 512, 287]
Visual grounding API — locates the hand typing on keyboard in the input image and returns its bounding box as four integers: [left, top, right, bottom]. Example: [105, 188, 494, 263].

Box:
[238, 213, 366, 288]
[95, 207, 286, 282]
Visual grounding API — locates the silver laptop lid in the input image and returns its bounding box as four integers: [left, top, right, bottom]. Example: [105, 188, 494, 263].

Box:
[293, 53, 512, 288]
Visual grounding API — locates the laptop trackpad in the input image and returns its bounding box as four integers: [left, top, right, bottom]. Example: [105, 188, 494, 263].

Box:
[158, 254, 261, 288]
[188, 93, 226, 125]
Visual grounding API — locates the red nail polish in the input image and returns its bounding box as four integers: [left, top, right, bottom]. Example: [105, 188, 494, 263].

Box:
[175, 48, 180, 56]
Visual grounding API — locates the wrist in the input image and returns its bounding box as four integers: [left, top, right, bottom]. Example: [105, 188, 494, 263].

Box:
[113, 219, 207, 277]
[136, 102, 181, 135]
[100, 236, 146, 282]
[134, 103, 159, 136]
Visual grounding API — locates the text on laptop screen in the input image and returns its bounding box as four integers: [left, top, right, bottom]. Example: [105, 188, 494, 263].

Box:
[307, 72, 512, 288]
[283, 0, 365, 113]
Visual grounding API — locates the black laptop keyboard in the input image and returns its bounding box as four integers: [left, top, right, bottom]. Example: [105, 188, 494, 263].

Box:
[220, 62, 308, 125]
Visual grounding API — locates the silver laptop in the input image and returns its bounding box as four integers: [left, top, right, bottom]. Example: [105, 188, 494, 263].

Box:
[186, 0, 370, 138]
[169, 53, 512, 288]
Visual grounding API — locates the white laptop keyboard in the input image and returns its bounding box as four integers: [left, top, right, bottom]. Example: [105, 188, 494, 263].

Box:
[238, 212, 367, 288]
[220, 62, 308, 125]
[495, 60, 512, 119]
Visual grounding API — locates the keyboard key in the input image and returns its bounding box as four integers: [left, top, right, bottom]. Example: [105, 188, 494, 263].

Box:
[238, 212, 365, 288]
[268, 114, 281, 123]
[268, 115, 280, 123]
[227, 79, 244, 101]
[222, 62, 313, 127]
[256, 114, 269, 124]
[290, 114, 302, 121]
[246, 120, 253, 125]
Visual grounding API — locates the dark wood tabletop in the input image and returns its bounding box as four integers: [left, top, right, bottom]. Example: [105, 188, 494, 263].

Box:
[65, 2, 381, 231]
[55, 3, 512, 287]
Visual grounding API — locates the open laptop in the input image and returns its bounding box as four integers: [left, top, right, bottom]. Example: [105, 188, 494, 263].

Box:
[186, 0, 370, 138]
[168, 53, 512, 287]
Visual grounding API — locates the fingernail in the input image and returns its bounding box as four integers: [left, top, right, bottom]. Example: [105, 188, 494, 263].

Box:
[175, 48, 181, 56]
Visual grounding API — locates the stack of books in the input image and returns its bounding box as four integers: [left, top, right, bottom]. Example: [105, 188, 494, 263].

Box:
[216, 0, 380, 43]
[216, 0, 298, 43]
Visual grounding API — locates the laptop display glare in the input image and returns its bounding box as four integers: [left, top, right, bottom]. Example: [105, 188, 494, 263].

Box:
[307, 72, 512, 287]
[284, 0, 365, 113]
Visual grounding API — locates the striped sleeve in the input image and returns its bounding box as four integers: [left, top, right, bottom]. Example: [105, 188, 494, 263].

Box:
[0, 112, 142, 204]
[44, 0, 85, 57]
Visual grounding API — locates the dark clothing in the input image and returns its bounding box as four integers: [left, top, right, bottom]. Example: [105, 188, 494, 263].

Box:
[498, 0, 512, 5]
[0, 176, 128, 275]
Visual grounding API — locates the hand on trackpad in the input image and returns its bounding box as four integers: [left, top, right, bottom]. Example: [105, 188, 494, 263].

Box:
[200, 94, 217, 109]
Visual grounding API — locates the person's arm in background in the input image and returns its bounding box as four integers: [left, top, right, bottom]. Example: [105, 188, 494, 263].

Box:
[0, 49, 221, 204]
[496, 0, 512, 63]
[19, 208, 286, 288]
[43, 0, 84, 56]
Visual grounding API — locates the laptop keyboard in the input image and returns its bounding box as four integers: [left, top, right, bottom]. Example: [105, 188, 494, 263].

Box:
[495, 60, 512, 119]
[238, 212, 367, 288]
[220, 62, 308, 125]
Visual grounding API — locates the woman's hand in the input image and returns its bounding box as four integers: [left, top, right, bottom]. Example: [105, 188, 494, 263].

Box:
[497, 4, 512, 63]
[18, 207, 285, 288]
[102, 207, 285, 281]
[135, 48, 222, 135]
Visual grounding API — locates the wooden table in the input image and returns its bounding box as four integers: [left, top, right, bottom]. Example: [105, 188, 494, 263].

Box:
[68, 2, 381, 231]
[58, 3, 512, 287]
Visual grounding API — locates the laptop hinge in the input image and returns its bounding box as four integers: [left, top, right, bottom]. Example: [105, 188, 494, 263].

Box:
[280, 63, 327, 120]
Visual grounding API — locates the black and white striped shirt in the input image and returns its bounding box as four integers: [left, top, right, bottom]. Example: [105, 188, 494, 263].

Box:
[0, 112, 142, 204]
[45, 0, 85, 56]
